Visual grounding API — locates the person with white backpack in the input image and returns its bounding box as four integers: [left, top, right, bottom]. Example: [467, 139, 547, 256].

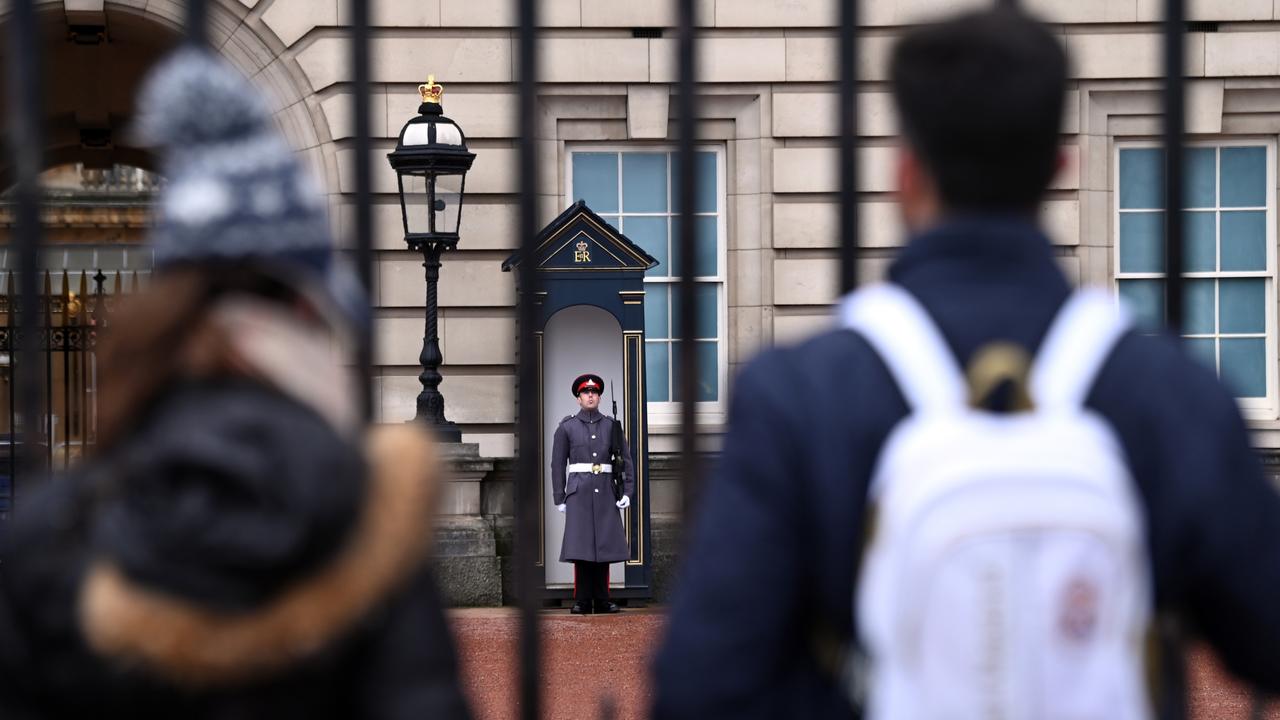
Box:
[653, 6, 1280, 720]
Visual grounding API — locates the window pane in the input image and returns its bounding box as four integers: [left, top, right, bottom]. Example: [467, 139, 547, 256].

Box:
[622, 153, 667, 213]
[697, 342, 718, 401]
[1221, 337, 1267, 398]
[1220, 278, 1266, 334]
[696, 284, 717, 338]
[598, 214, 620, 233]
[696, 152, 717, 213]
[1184, 337, 1217, 373]
[1119, 279, 1165, 330]
[1118, 212, 1164, 273]
[1119, 148, 1163, 209]
[644, 284, 669, 339]
[624, 216, 668, 277]
[645, 342, 670, 402]
[1184, 279, 1215, 335]
[572, 153, 618, 213]
[1184, 147, 1216, 209]
[670, 217, 717, 277]
[670, 341, 719, 402]
[93, 249, 128, 271]
[670, 283, 718, 338]
[1221, 147, 1267, 208]
[1184, 211, 1216, 272]
[42, 247, 96, 270]
[695, 216, 718, 276]
[1220, 210, 1267, 272]
[125, 247, 154, 270]
[671, 151, 719, 213]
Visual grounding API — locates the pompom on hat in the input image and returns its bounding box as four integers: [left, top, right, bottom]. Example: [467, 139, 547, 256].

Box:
[133, 47, 366, 330]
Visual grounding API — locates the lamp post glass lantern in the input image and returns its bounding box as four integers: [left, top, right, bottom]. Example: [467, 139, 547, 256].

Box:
[387, 76, 475, 440]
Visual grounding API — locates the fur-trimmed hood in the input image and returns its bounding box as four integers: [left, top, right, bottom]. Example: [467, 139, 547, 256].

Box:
[78, 424, 438, 688]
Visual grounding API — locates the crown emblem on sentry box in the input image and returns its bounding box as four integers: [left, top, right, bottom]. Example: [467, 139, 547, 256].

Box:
[574, 239, 591, 263]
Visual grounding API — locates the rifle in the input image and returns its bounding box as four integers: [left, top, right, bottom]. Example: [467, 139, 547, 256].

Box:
[609, 382, 625, 502]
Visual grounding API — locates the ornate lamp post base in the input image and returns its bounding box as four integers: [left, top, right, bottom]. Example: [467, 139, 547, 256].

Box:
[413, 392, 462, 442]
[414, 415, 463, 443]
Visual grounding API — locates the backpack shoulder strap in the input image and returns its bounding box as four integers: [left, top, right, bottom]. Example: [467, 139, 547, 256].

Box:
[839, 283, 966, 413]
[1029, 288, 1132, 411]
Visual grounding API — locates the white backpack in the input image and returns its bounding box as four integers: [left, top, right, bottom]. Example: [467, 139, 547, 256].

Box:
[841, 284, 1154, 720]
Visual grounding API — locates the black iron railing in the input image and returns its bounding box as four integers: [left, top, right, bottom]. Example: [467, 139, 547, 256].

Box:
[675, 0, 701, 527]
[515, 2, 543, 719]
[1163, 0, 1186, 332]
[0, 269, 122, 517]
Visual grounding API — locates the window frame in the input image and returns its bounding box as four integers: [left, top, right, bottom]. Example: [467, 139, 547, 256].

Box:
[563, 144, 729, 421]
[1112, 137, 1279, 420]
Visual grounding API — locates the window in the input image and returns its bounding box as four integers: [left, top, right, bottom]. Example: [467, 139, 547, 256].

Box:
[1115, 141, 1277, 416]
[0, 246, 154, 293]
[566, 147, 726, 408]
[1, 163, 157, 292]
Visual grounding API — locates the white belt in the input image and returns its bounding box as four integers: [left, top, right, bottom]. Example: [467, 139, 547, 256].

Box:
[568, 463, 613, 474]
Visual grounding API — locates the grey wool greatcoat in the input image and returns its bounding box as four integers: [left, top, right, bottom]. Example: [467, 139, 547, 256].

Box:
[551, 409, 636, 563]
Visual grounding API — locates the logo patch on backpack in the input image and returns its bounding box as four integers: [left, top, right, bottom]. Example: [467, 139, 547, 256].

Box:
[1059, 577, 1100, 643]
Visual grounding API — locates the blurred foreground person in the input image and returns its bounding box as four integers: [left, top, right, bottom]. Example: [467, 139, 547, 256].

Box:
[653, 7, 1280, 720]
[0, 49, 471, 720]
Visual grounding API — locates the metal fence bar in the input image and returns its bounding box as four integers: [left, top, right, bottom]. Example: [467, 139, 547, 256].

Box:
[1163, 0, 1185, 333]
[838, 0, 859, 294]
[348, 0, 375, 422]
[675, 0, 701, 521]
[185, 0, 208, 47]
[7, 294, 15, 506]
[43, 274, 53, 469]
[63, 323, 71, 468]
[5, 0, 46, 511]
[514, 0, 542, 718]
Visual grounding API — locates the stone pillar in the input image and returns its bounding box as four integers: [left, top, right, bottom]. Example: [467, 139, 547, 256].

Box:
[481, 458, 517, 604]
[647, 453, 687, 602]
[432, 442, 501, 606]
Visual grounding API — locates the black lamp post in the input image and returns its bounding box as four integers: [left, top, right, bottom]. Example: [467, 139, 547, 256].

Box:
[387, 76, 475, 441]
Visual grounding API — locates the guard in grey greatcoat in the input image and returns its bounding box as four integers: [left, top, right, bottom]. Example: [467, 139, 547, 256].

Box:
[552, 373, 635, 614]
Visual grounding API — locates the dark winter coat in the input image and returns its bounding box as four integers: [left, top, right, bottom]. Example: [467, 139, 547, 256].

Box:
[652, 216, 1280, 720]
[551, 409, 635, 563]
[0, 379, 471, 720]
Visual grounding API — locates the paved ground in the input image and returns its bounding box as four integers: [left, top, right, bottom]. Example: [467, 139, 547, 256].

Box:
[450, 608, 1276, 720]
[451, 607, 665, 720]
[1189, 645, 1280, 720]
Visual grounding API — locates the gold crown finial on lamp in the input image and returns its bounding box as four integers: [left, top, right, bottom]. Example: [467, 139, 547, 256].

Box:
[419, 75, 444, 104]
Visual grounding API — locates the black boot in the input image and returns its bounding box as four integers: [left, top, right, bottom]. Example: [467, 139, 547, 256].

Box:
[570, 601, 592, 615]
[593, 600, 620, 614]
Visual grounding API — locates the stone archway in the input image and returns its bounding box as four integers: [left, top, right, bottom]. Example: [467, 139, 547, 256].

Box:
[0, 0, 332, 187]
[0, 0, 335, 479]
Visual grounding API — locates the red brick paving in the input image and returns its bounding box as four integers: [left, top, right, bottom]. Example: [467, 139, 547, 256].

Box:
[1189, 645, 1279, 720]
[450, 609, 1275, 719]
[451, 607, 665, 720]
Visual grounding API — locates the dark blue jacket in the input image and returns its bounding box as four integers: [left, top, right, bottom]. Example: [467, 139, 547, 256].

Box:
[652, 217, 1280, 719]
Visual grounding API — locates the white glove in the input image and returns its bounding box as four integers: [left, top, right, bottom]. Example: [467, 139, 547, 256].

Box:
[557, 503, 567, 513]
[616, 495, 631, 509]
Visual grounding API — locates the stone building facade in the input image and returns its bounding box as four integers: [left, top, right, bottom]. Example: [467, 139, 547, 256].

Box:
[7, 0, 1280, 602]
